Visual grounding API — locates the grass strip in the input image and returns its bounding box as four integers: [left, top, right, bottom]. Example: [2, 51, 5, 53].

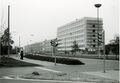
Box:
[0, 57, 42, 67]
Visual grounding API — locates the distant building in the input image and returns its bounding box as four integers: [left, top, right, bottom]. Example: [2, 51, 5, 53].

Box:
[24, 42, 43, 53]
[24, 39, 53, 54]
[42, 40, 52, 53]
[57, 17, 103, 52]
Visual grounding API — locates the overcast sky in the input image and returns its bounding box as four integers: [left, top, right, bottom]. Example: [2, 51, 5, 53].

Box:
[0, 0, 119, 46]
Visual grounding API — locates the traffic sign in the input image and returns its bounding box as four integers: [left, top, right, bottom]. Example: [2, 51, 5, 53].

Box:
[50, 38, 58, 47]
[97, 31, 104, 45]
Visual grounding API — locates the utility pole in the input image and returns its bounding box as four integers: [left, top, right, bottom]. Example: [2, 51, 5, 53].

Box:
[0, 36, 1, 62]
[103, 30, 106, 73]
[8, 5, 10, 57]
[51, 46, 56, 66]
[19, 36, 21, 51]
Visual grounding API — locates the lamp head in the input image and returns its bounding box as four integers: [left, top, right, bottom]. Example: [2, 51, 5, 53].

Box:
[94, 4, 102, 8]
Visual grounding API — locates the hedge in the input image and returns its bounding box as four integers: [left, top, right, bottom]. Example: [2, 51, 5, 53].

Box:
[25, 54, 84, 65]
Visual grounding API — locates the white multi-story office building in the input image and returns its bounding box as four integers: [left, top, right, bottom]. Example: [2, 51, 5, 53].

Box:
[57, 17, 103, 52]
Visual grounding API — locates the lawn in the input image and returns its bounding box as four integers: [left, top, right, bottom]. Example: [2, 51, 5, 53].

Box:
[0, 57, 42, 67]
[5, 70, 118, 83]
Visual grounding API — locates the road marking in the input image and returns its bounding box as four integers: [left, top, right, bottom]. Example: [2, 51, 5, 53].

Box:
[34, 67, 62, 73]
[2, 76, 13, 79]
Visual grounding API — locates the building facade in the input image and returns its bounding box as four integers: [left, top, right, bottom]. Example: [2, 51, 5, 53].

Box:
[24, 42, 43, 53]
[57, 17, 103, 52]
[24, 39, 53, 54]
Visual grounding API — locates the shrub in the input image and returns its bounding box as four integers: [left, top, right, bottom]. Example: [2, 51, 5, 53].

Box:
[32, 71, 40, 75]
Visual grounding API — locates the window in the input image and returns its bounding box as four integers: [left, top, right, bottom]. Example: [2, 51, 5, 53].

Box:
[93, 35, 95, 37]
[93, 24, 95, 27]
[93, 30, 95, 32]
[93, 40, 95, 42]
[93, 45, 96, 48]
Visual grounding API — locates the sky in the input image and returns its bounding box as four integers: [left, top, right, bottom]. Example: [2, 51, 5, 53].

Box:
[0, 0, 119, 47]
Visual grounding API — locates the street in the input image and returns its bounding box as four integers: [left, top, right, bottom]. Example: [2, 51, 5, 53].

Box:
[46, 57, 119, 73]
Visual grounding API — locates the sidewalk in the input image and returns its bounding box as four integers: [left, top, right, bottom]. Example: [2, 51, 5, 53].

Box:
[10, 54, 65, 67]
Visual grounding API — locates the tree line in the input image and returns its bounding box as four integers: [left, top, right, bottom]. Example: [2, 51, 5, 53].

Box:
[105, 35, 119, 59]
[71, 35, 119, 59]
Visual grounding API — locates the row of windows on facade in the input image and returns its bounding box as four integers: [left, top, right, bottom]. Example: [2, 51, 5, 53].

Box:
[58, 29, 84, 38]
[28, 42, 51, 46]
[86, 20, 103, 24]
[58, 39, 100, 47]
[58, 35, 85, 42]
[58, 32, 85, 39]
[58, 44, 85, 48]
[86, 24, 102, 28]
[58, 24, 85, 34]
[26, 49, 51, 53]
[26, 46, 52, 50]
[59, 41, 85, 46]
[58, 19, 85, 31]
[86, 28, 103, 32]
[86, 32, 102, 37]
[87, 34, 98, 38]
[58, 28, 84, 37]
[86, 27, 102, 31]
[61, 44, 96, 48]
[87, 39, 98, 43]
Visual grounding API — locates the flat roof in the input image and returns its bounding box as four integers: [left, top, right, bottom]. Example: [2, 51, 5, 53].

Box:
[57, 17, 103, 30]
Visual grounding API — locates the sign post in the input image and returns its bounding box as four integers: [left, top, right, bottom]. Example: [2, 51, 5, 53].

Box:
[98, 30, 106, 73]
[50, 38, 58, 66]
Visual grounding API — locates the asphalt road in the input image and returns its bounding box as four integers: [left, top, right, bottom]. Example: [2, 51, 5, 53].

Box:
[46, 57, 119, 73]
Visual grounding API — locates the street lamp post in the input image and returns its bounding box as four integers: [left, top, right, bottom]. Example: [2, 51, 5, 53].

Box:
[50, 38, 58, 66]
[19, 36, 21, 53]
[94, 3, 102, 58]
[94, 3, 106, 73]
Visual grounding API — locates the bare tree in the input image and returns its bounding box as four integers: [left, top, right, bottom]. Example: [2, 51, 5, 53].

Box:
[71, 41, 79, 56]
[1, 28, 14, 55]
